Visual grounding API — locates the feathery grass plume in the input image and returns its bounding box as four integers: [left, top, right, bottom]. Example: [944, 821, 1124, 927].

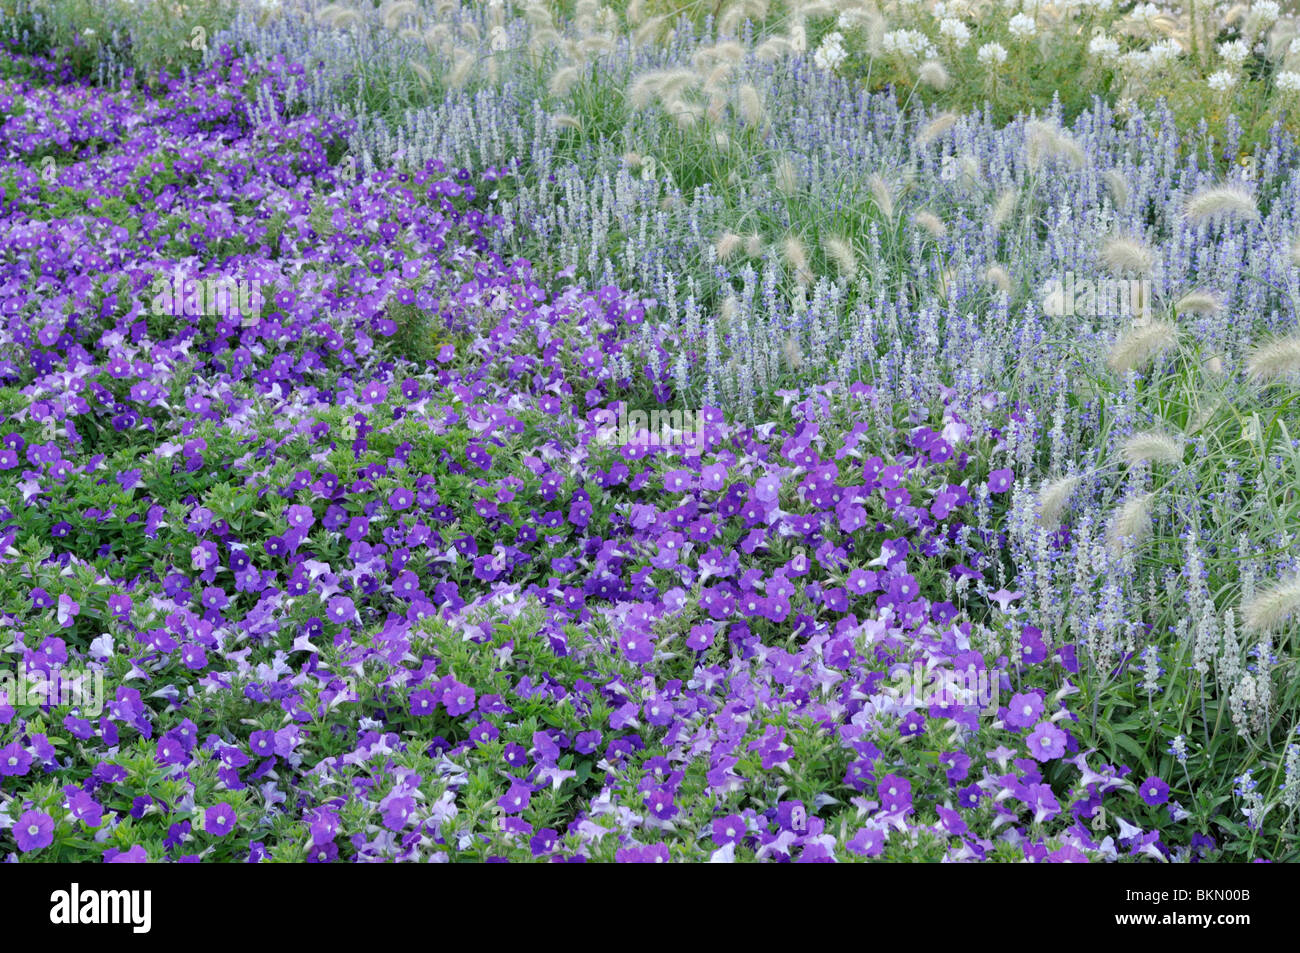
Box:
[991, 189, 1017, 228]
[1099, 235, 1156, 275]
[936, 267, 956, 301]
[668, 99, 704, 130]
[1121, 430, 1184, 466]
[868, 174, 895, 220]
[718, 0, 770, 36]
[381, 0, 420, 30]
[754, 37, 792, 62]
[712, 130, 731, 149]
[917, 111, 958, 147]
[1182, 184, 1259, 224]
[720, 295, 739, 327]
[704, 63, 734, 93]
[1242, 573, 1300, 634]
[783, 235, 813, 284]
[1107, 491, 1156, 552]
[552, 114, 582, 131]
[1204, 356, 1223, 376]
[738, 85, 766, 127]
[409, 61, 432, 88]
[622, 151, 644, 171]
[523, 3, 553, 28]
[783, 336, 805, 371]
[1174, 290, 1223, 315]
[985, 264, 1012, 293]
[1107, 320, 1179, 374]
[1290, 237, 1300, 266]
[1025, 120, 1084, 171]
[321, 5, 364, 29]
[1102, 169, 1129, 207]
[915, 211, 947, 239]
[460, 21, 481, 45]
[422, 24, 450, 50]
[1245, 333, 1300, 382]
[745, 233, 765, 257]
[626, 0, 644, 25]
[549, 65, 580, 96]
[822, 236, 858, 279]
[694, 41, 745, 69]
[627, 69, 697, 109]
[579, 35, 616, 56]
[706, 95, 727, 124]
[632, 16, 666, 47]
[775, 157, 799, 195]
[448, 50, 475, 89]
[1037, 474, 1081, 529]
[918, 59, 950, 89]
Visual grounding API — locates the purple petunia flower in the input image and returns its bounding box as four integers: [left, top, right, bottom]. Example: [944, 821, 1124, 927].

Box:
[15, 810, 54, 852]
[1026, 721, 1068, 762]
[204, 803, 237, 836]
[1139, 776, 1170, 806]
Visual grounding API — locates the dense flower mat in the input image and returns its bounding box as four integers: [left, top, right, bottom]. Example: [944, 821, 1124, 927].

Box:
[0, 46, 1219, 863]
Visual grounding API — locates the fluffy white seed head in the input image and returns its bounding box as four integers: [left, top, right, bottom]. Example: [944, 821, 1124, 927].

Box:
[1102, 169, 1130, 208]
[1182, 184, 1259, 224]
[1245, 333, 1300, 382]
[1241, 573, 1300, 634]
[1037, 474, 1081, 528]
[918, 111, 959, 147]
[823, 235, 858, 279]
[869, 174, 895, 220]
[985, 264, 1012, 293]
[1174, 290, 1223, 315]
[1107, 320, 1179, 374]
[918, 59, 950, 89]
[715, 231, 743, 261]
[992, 189, 1017, 228]
[1121, 430, 1184, 466]
[1107, 491, 1156, 552]
[915, 211, 947, 238]
[1099, 235, 1156, 275]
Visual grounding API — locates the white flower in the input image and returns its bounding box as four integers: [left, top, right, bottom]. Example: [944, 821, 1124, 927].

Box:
[1253, 1, 1280, 25]
[977, 42, 1008, 65]
[881, 30, 938, 60]
[1147, 38, 1182, 67]
[1277, 70, 1300, 92]
[1088, 34, 1120, 61]
[836, 10, 861, 29]
[1008, 13, 1037, 37]
[1218, 39, 1250, 65]
[1208, 70, 1238, 91]
[1129, 2, 1161, 18]
[489, 25, 509, 52]
[938, 18, 971, 48]
[814, 31, 847, 71]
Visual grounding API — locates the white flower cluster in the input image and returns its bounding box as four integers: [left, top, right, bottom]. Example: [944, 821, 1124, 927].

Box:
[1208, 69, 1238, 91]
[836, 10, 861, 29]
[1128, 2, 1161, 18]
[1008, 13, 1037, 37]
[938, 18, 971, 48]
[1277, 70, 1300, 92]
[1254, 1, 1281, 25]
[978, 42, 1008, 66]
[813, 31, 848, 72]
[1088, 34, 1120, 61]
[881, 29, 938, 60]
[1218, 39, 1250, 65]
[1120, 38, 1181, 72]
